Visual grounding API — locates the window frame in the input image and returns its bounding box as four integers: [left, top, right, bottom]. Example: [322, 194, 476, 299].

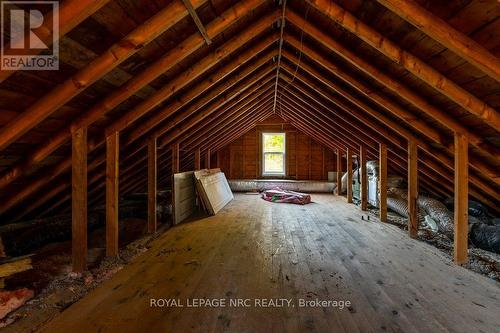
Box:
[262, 132, 286, 177]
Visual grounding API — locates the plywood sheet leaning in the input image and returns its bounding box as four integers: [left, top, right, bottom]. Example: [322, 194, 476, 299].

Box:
[173, 171, 197, 225]
[194, 169, 233, 215]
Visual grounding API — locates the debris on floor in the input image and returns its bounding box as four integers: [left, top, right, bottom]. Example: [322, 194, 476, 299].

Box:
[0, 218, 168, 330]
[0, 288, 34, 321]
[261, 188, 312, 205]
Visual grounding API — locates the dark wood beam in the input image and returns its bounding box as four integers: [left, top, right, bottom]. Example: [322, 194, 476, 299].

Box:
[336, 149, 342, 195]
[379, 143, 388, 222]
[360, 144, 367, 211]
[148, 138, 157, 233]
[346, 148, 353, 203]
[181, 0, 212, 45]
[376, 0, 500, 83]
[106, 131, 119, 257]
[408, 140, 419, 238]
[72, 127, 87, 273]
[454, 132, 468, 265]
[303, 1, 499, 130]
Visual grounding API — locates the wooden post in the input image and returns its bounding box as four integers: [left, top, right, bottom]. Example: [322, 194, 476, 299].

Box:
[194, 148, 201, 170]
[336, 148, 342, 195]
[360, 145, 367, 211]
[408, 140, 419, 238]
[206, 148, 211, 169]
[106, 131, 119, 257]
[216, 150, 221, 168]
[72, 127, 87, 273]
[379, 143, 387, 222]
[346, 148, 353, 203]
[172, 142, 180, 174]
[454, 132, 468, 265]
[148, 138, 157, 233]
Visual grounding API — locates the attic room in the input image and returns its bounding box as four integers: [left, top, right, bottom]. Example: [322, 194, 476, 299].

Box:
[0, 0, 499, 332]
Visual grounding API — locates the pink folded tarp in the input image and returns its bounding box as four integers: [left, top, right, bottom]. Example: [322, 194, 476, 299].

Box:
[261, 187, 311, 205]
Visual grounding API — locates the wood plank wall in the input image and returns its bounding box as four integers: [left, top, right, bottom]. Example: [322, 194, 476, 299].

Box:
[217, 125, 338, 180]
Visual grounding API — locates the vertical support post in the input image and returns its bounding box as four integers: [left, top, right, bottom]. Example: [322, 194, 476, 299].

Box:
[379, 143, 387, 222]
[408, 140, 419, 238]
[336, 148, 342, 195]
[216, 150, 221, 168]
[360, 144, 367, 211]
[72, 127, 87, 273]
[148, 138, 157, 233]
[194, 148, 201, 170]
[454, 132, 468, 265]
[346, 148, 353, 203]
[172, 142, 180, 174]
[106, 131, 119, 257]
[206, 148, 211, 169]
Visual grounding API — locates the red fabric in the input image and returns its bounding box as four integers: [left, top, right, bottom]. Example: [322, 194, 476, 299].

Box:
[261, 187, 311, 205]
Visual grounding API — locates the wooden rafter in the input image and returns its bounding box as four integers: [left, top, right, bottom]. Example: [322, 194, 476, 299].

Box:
[0, 0, 209, 152]
[181, 0, 212, 45]
[286, 12, 500, 164]
[0, 4, 278, 192]
[272, 0, 287, 114]
[278, 65, 499, 208]
[304, 1, 500, 131]
[279, 43, 500, 198]
[376, 0, 500, 83]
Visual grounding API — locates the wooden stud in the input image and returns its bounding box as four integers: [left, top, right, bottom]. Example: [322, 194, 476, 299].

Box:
[360, 144, 367, 211]
[194, 148, 201, 170]
[106, 132, 119, 257]
[148, 138, 157, 233]
[72, 127, 87, 273]
[206, 149, 211, 169]
[408, 140, 419, 238]
[346, 148, 353, 203]
[379, 143, 387, 222]
[172, 143, 180, 174]
[336, 148, 342, 195]
[454, 132, 468, 265]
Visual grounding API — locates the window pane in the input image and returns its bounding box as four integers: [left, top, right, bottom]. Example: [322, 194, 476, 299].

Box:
[263, 133, 285, 152]
[264, 153, 284, 174]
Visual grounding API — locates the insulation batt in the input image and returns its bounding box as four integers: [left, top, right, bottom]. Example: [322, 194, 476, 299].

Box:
[388, 188, 500, 253]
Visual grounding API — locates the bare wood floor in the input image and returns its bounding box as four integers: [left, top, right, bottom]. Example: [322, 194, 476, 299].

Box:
[40, 194, 499, 333]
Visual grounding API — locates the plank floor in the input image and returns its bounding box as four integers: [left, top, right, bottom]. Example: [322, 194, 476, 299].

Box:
[39, 194, 500, 333]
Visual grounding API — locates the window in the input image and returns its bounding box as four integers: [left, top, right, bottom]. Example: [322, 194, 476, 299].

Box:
[262, 133, 286, 176]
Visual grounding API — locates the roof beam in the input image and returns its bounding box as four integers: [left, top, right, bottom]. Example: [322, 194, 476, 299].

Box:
[304, 1, 499, 131]
[0, 3, 276, 192]
[279, 61, 499, 208]
[0, 62, 276, 217]
[0, 0, 209, 152]
[181, 0, 212, 45]
[282, 38, 499, 184]
[272, 0, 287, 114]
[375, 0, 500, 83]
[286, 11, 500, 163]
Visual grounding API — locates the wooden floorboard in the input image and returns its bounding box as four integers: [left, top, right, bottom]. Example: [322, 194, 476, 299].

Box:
[39, 194, 500, 333]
